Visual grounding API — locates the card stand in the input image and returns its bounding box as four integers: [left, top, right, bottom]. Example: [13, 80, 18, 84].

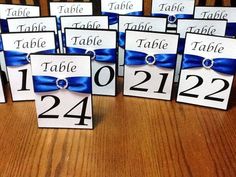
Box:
[194, 6, 236, 37]
[151, 0, 195, 30]
[60, 16, 109, 53]
[101, 0, 144, 30]
[1, 32, 56, 102]
[174, 19, 227, 82]
[7, 16, 60, 53]
[177, 33, 236, 110]
[118, 16, 167, 76]
[123, 30, 179, 100]
[49, 2, 93, 53]
[31, 54, 93, 129]
[65, 28, 117, 96]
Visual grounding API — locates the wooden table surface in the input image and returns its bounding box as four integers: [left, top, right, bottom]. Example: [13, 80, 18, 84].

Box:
[0, 79, 235, 177]
[0, 1, 236, 177]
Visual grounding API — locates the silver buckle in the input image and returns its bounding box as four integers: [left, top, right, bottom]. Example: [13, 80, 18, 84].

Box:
[56, 78, 68, 89]
[85, 49, 96, 60]
[202, 58, 214, 69]
[145, 55, 156, 65]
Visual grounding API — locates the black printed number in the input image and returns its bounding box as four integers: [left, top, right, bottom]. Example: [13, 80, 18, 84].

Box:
[94, 66, 115, 87]
[38, 96, 90, 126]
[130, 70, 168, 94]
[179, 75, 230, 102]
[18, 69, 30, 91]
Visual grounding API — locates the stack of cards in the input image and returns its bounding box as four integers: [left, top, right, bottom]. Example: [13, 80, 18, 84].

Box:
[0, 0, 236, 130]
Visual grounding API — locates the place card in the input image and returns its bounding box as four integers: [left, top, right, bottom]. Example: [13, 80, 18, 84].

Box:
[118, 16, 167, 76]
[1, 32, 56, 101]
[0, 70, 5, 103]
[60, 16, 109, 52]
[101, 0, 143, 29]
[31, 54, 93, 129]
[0, 4, 40, 82]
[65, 28, 117, 96]
[177, 33, 236, 110]
[175, 19, 227, 82]
[49, 2, 93, 52]
[7, 16, 59, 52]
[194, 6, 236, 37]
[151, 0, 195, 29]
[124, 30, 179, 100]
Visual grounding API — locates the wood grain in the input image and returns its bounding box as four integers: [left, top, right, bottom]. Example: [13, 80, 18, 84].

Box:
[0, 79, 235, 177]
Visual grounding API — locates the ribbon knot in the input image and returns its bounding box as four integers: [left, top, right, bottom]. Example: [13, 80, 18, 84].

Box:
[152, 13, 193, 24]
[66, 47, 116, 63]
[125, 50, 177, 69]
[33, 76, 92, 93]
[182, 54, 236, 75]
[4, 49, 56, 67]
[102, 11, 143, 25]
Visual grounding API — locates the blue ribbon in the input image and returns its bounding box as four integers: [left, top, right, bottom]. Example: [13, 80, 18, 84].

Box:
[0, 19, 9, 32]
[102, 11, 143, 25]
[33, 76, 92, 93]
[119, 32, 125, 49]
[62, 33, 66, 47]
[178, 38, 185, 54]
[152, 13, 193, 24]
[0, 36, 3, 51]
[4, 49, 56, 67]
[182, 54, 236, 75]
[56, 17, 61, 31]
[125, 50, 177, 69]
[66, 47, 116, 63]
[226, 22, 236, 36]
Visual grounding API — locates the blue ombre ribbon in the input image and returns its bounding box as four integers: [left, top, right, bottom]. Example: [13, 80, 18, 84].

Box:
[125, 50, 177, 69]
[0, 19, 9, 32]
[152, 13, 193, 24]
[119, 32, 125, 48]
[66, 47, 116, 63]
[102, 11, 143, 25]
[182, 54, 236, 75]
[178, 38, 185, 54]
[226, 22, 236, 36]
[4, 49, 56, 67]
[33, 76, 92, 93]
[56, 17, 61, 31]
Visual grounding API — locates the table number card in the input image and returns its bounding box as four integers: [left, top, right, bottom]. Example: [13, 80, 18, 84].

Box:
[7, 17, 59, 52]
[118, 16, 167, 76]
[30, 54, 93, 129]
[1, 32, 56, 101]
[49, 2, 93, 53]
[151, 0, 195, 29]
[60, 16, 109, 53]
[0, 4, 40, 82]
[177, 33, 236, 110]
[175, 19, 227, 82]
[65, 29, 117, 96]
[194, 7, 236, 37]
[101, 0, 143, 30]
[124, 30, 179, 100]
[0, 71, 5, 103]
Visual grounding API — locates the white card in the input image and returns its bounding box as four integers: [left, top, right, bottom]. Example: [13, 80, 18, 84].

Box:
[65, 28, 117, 96]
[101, 0, 143, 29]
[194, 6, 236, 37]
[124, 30, 179, 100]
[0, 4, 40, 82]
[175, 19, 227, 82]
[151, 0, 195, 29]
[49, 2, 93, 53]
[118, 16, 167, 76]
[1, 32, 56, 101]
[0, 69, 5, 103]
[177, 33, 236, 110]
[60, 16, 109, 53]
[31, 54, 93, 129]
